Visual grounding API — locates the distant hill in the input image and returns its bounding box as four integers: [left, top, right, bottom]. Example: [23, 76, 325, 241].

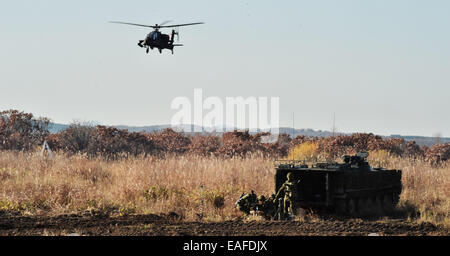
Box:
[390, 135, 450, 147]
[48, 123, 69, 133]
[48, 123, 449, 147]
[276, 127, 338, 138]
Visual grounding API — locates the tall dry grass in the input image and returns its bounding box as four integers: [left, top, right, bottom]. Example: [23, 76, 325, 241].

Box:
[0, 151, 274, 221]
[0, 150, 449, 226]
[287, 141, 319, 162]
[368, 150, 450, 226]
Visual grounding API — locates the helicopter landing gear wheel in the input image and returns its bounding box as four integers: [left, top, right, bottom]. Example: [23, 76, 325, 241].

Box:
[159, 48, 162, 54]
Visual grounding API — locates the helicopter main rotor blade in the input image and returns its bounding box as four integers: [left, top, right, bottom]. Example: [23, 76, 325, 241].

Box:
[109, 21, 157, 28]
[159, 22, 204, 28]
[159, 20, 173, 26]
[109, 21, 204, 29]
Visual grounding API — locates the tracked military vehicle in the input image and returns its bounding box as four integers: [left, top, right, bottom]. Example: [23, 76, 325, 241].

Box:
[274, 152, 402, 215]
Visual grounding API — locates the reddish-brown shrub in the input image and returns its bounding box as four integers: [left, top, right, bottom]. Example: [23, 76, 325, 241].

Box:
[146, 128, 191, 155]
[0, 109, 50, 151]
[188, 135, 221, 156]
[425, 143, 450, 164]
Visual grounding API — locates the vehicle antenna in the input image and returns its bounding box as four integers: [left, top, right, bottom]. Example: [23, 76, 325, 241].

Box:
[292, 112, 295, 162]
[332, 112, 336, 137]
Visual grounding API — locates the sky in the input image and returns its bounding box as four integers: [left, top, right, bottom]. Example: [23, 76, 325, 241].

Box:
[0, 0, 449, 137]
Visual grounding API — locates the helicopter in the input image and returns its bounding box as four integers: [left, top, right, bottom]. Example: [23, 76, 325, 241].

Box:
[110, 20, 204, 54]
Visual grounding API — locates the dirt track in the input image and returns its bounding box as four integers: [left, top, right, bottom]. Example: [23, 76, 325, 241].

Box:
[0, 213, 447, 236]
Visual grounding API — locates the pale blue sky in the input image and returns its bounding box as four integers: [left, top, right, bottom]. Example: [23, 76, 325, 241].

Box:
[1, 0, 449, 136]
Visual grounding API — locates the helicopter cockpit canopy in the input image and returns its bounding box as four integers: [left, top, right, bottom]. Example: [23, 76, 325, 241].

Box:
[148, 31, 158, 40]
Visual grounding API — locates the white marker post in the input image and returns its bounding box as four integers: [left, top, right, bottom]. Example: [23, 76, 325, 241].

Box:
[40, 140, 54, 159]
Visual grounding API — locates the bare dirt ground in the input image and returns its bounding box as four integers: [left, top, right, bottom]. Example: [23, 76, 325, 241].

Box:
[0, 212, 447, 236]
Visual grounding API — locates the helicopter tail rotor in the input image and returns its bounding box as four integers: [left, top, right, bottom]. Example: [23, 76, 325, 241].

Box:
[171, 29, 180, 44]
[175, 28, 180, 42]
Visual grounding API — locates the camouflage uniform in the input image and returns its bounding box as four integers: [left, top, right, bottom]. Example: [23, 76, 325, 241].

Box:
[235, 190, 258, 215]
[258, 194, 277, 220]
[257, 195, 266, 207]
[275, 172, 299, 220]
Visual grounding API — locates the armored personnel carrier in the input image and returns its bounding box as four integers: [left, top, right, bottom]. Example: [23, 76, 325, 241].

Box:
[274, 152, 402, 215]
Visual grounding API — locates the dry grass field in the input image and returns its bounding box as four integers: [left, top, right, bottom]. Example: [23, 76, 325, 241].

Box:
[0, 150, 449, 228]
[0, 151, 274, 222]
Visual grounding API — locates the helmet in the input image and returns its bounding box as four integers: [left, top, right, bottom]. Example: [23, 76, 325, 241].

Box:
[342, 155, 351, 164]
[258, 195, 266, 201]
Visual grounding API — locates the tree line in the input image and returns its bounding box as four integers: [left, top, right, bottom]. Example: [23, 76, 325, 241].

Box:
[1, 109, 449, 163]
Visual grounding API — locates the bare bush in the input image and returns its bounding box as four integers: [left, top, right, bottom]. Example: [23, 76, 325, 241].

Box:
[146, 128, 191, 155]
[0, 110, 50, 151]
[50, 123, 96, 153]
[188, 134, 221, 156]
[425, 143, 450, 164]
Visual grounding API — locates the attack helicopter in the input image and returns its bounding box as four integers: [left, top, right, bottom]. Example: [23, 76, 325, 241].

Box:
[110, 20, 204, 54]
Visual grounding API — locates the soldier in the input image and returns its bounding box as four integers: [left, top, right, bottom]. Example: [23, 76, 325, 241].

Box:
[257, 195, 266, 207]
[235, 190, 258, 215]
[258, 194, 277, 220]
[247, 190, 257, 210]
[275, 172, 299, 220]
